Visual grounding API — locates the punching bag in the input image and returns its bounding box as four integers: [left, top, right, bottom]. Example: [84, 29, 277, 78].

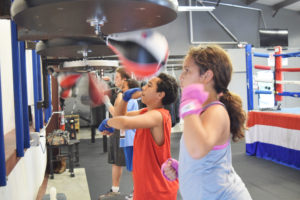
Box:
[107, 30, 169, 78]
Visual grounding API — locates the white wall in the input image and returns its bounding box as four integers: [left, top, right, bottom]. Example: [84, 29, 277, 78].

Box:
[0, 19, 47, 200]
[0, 19, 15, 133]
[0, 129, 47, 200]
[26, 50, 34, 106]
[227, 48, 248, 111]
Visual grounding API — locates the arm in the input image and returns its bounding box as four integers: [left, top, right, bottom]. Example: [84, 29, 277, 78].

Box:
[103, 92, 123, 117]
[114, 88, 142, 116]
[114, 97, 128, 116]
[107, 109, 162, 130]
[183, 106, 229, 159]
[123, 99, 140, 116]
[179, 84, 228, 159]
[108, 109, 165, 145]
[125, 109, 142, 116]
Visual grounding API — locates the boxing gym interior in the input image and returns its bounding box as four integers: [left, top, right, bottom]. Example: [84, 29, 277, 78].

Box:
[1, 0, 300, 200]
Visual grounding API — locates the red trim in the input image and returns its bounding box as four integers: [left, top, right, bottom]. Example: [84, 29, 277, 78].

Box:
[247, 111, 300, 130]
[277, 68, 300, 72]
[107, 42, 164, 77]
[60, 88, 71, 99]
[274, 46, 283, 101]
[123, 59, 161, 77]
[60, 74, 81, 89]
[253, 65, 300, 72]
[254, 65, 271, 70]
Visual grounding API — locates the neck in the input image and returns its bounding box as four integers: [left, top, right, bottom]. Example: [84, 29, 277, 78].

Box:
[202, 88, 218, 107]
[146, 102, 164, 111]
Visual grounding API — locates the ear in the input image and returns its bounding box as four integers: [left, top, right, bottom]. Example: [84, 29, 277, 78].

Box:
[158, 91, 165, 101]
[203, 70, 214, 83]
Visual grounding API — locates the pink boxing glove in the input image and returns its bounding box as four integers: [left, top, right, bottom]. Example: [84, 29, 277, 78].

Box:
[161, 158, 179, 181]
[179, 84, 209, 118]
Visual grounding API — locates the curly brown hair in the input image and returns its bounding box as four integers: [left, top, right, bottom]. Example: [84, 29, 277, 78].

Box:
[187, 45, 246, 142]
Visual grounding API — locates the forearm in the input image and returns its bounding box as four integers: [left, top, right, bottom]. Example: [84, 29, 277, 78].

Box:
[114, 99, 128, 116]
[112, 93, 126, 117]
[103, 95, 115, 116]
[107, 106, 115, 117]
[183, 115, 211, 159]
[107, 110, 159, 130]
[107, 116, 130, 130]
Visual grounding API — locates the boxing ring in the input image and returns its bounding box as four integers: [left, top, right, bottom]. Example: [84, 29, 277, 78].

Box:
[245, 44, 300, 170]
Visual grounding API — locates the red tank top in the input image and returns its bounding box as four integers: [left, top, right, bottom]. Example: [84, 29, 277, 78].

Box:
[133, 108, 179, 200]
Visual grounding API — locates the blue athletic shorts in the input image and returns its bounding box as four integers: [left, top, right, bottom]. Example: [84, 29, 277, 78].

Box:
[123, 146, 133, 171]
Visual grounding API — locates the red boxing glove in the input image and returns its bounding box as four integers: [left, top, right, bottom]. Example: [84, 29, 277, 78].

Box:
[161, 158, 179, 181]
[179, 84, 208, 118]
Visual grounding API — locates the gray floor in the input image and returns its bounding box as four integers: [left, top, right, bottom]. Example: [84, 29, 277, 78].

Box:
[231, 142, 300, 200]
[45, 168, 91, 200]
[78, 130, 300, 200]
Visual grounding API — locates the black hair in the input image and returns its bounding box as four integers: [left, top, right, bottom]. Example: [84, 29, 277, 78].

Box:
[156, 73, 179, 106]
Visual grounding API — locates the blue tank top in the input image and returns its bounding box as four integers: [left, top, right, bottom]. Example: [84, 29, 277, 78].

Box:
[178, 101, 252, 200]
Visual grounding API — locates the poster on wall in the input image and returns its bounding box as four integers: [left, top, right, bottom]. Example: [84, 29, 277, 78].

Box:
[256, 71, 275, 109]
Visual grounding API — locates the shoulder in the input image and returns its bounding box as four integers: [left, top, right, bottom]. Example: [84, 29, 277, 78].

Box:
[152, 108, 170, 122]
[201, 104, 229, 124]
[202, 103, 227, 115]
[143, 109, 164, 121]
[153, 108, 169, 115]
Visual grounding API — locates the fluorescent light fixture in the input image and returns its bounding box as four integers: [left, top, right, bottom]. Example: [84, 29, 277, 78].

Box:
[178, 6, 215, 12]
[63, 60, 119, 68]
[259, 30, 288, 35]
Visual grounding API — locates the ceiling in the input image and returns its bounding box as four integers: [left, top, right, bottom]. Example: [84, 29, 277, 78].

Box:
[2, 1, 300, 19]
[245, 0, 300, 12]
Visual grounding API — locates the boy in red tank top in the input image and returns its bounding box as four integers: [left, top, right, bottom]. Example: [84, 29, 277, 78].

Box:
[99, 73, 179, 200]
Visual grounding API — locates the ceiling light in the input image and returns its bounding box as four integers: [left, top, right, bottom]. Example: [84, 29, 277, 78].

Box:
[178, 6, 215, 12]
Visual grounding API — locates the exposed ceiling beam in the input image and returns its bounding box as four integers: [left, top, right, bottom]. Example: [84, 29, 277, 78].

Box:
[272, 0, 300, 17]
[245, 0, 258, 5]
[273, 0, 300, 11]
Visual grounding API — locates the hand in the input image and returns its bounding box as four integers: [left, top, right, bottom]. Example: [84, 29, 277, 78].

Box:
[98, 119, 114, 133]
[100, 130, 113, 136]
[123, 88, 142, 102]
[161, 158, 179, 181]
[179, 84, 208, 119]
